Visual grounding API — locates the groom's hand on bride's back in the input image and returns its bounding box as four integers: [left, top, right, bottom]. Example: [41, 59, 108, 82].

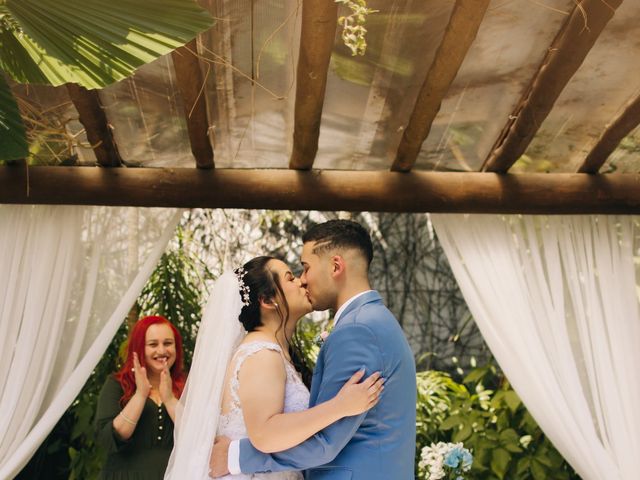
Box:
[209, 436, 231, 478]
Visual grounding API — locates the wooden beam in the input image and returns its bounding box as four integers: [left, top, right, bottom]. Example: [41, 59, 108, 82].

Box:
[1, 167, 639, 214]
[172, 39, 214, 169]
[66, 84, 123, 167]
[391, 0, 489, 172]
[289, 0, 338, 170]
[578, 94, 640, 173]
[482, 0, 623, 173]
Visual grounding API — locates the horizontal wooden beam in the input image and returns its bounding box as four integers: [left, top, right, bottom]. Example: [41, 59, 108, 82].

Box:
[482, 0, 623, 173]
[66, 84, 123, 167]
[578, 93, 640, 173]
[171, 40, 215, 169]
[289, 0, 338, 170]
[392, 0, 489, 172]
[1, 167, 639, 214]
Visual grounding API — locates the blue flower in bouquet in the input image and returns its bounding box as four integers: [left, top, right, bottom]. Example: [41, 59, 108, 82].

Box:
[461, 450, 472, 470]
[444, 446, 463, 468]
[444, 445, 473, 470]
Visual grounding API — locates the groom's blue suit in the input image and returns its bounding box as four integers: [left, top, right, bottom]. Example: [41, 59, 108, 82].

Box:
[236, 290, 416, 479]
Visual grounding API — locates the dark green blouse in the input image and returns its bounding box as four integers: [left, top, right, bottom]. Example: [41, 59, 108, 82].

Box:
[95, 376, 175, 480]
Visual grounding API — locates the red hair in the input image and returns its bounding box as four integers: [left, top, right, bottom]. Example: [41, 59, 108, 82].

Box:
[114, 315, 186, 406]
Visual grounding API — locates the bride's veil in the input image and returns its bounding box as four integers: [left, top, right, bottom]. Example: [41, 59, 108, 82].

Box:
[164, 270, 245, 479]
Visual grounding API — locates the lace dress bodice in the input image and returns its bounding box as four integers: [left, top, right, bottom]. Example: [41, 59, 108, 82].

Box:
[217, 341, 310, 479]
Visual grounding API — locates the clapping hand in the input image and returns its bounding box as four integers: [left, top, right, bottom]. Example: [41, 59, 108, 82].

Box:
[133, 352, 152, 398]
[158, 358, 175, 405]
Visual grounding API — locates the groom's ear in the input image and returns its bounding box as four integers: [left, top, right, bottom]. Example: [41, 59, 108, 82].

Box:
[330, 255, 346, 277]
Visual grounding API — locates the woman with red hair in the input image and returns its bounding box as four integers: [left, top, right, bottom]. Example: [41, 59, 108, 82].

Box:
[95, 315, 187, 479]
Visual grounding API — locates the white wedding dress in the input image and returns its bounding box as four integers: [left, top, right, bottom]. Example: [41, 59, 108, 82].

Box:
[216, 341, 310, 480]
[165, 272, 309, 480]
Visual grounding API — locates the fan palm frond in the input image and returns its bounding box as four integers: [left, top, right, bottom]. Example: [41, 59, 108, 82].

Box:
[0, 0, 213, 89]
[0, 74, 27, 161]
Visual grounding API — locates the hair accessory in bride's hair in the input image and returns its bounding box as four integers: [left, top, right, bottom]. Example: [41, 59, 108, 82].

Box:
[234, 267, 251, 307]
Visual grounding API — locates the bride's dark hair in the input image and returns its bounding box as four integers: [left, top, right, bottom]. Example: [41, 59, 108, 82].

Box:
[238, 256, 312, 388]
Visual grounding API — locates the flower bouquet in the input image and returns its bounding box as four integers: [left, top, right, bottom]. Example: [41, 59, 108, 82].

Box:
[418, 442, 473, 480]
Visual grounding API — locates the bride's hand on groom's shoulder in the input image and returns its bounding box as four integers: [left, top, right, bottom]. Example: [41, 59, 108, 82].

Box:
[334, 369, 385, 417]
[209, 436, 231, 478]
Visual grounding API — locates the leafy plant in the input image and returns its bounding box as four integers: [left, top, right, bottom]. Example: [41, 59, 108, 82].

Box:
[416, 370, 467, 447]
[0, 0, 213, 89]
[137, 228, 215, 367]
[417, 364, 580, 480]
[0, 73, 27, 160]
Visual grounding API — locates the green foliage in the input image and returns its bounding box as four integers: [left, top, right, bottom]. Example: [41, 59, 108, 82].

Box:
[0, 72, 27, 161]
[416, 364, 580, 480]
[1, 0, 213, 89]
[291, 315, 325, 369]
[137, 228, 215, 367]
[415, 370, 467, 446]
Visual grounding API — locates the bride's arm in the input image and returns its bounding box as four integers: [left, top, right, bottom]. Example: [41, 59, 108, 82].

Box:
[238, 349, 382, 454]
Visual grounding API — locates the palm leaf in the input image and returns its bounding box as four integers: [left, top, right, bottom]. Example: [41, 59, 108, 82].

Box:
[0, 0, 213, 89]
[0, 74, 28, 161]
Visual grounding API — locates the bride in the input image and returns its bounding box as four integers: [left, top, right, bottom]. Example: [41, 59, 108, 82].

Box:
[164, 256, 384, 479]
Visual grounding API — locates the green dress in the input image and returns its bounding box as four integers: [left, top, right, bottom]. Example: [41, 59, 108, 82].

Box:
[95, 376, 175, 479]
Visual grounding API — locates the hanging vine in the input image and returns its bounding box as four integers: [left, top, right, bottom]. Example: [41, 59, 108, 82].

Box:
[335, 0, 378, 56]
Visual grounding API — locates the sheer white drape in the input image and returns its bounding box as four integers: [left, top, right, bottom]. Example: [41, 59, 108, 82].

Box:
[431, 214, 640, 480]
[0, 205, 181, 479]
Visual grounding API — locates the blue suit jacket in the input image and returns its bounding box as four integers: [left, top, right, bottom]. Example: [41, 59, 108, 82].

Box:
[237, 291, 417, 480]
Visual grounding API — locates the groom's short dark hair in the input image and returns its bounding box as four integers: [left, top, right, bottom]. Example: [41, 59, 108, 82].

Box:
[303, 219, 373, 266]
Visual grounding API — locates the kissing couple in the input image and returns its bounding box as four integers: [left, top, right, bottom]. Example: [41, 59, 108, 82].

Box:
[164, 220, 416, 479]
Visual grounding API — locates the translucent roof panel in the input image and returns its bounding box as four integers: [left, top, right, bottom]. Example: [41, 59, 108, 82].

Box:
[199, 0, 459, 170]
[414, 0, 575, 172]
[517, 0, 640, 173]
[10, 82, 95, 165]
[100, 55, 193, 167]
[603, 125, 640, 174]
[315, 0, 456, 170]
[199, 0, 300, 168]
[7, 0, 637, 175]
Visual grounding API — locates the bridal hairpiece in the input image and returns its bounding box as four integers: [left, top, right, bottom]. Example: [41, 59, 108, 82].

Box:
[234, 267, 251, 306]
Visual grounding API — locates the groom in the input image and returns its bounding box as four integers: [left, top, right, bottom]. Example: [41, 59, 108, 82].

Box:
[211, 219, 416, 479]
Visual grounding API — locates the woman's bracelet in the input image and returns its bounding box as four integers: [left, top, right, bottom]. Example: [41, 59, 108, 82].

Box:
[119, 411, 138, 426]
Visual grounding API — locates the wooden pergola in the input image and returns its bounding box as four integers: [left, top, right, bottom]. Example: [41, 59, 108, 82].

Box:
[2, 0, 639, 213]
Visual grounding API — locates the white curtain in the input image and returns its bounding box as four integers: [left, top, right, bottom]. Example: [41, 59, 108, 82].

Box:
[0, 205, 181, 479]
[431, 214, 640, 480]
